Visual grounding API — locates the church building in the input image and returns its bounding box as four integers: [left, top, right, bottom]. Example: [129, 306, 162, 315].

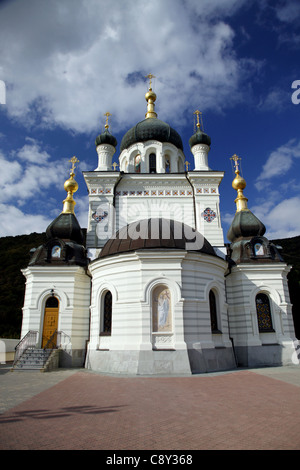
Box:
[18, 76, 297, 374]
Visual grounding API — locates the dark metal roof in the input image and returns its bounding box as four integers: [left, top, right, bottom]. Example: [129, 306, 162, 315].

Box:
[46, 213, 84, 245]
[227, 210, 266, 242]
[189, 129, 211, 148]
[120, 119, 183, 152]
[99, 218, 216, 258]
[95, 129, 117, 148]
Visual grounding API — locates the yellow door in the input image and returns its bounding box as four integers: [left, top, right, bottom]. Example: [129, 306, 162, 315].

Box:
[42, 297, 59, 348]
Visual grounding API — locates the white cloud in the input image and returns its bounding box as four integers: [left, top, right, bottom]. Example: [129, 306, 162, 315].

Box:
[275, 1, 300, 24]
[15, 137, 50, 164]
[0, 203, 52, 236]
[0, 140, 68, 204]
[257, 87, 291, 112]
[0, 0, 253, 133]
[259, 197, 300, 239]
[255, 139, 300, 188]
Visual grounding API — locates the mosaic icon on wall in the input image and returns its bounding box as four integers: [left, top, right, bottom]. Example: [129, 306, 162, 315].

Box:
[51, 245, 61, 258]
[254, 243, 264, 255]
[152, 286, 172, 332]
[92, 207, 108, 223]
[201, 207, 216, 223]
[93, 203, 113, 241]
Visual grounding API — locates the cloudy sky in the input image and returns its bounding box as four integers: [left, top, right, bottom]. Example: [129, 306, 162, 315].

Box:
[0, 0, 299, 241]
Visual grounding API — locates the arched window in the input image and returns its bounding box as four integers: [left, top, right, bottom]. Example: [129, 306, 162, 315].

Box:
[101, 291, 112, 335]
[209, 290, 220, 333]
[149, 153, 156, 173]
[45, 296, 59, 308]
[256, 293, 274, 332]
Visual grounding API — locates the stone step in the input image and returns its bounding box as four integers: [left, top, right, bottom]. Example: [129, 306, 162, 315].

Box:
[13, 348, 54, 371]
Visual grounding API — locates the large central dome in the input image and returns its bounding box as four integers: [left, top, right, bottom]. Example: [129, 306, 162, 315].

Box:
[120, 118, 183, 152]
[99, 218, 216, 258]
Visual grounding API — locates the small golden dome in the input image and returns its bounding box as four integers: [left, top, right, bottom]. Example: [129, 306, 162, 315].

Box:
[145, 89, 156, 102]
[232, 171, 246, 191]
[64, 173, 78, 194]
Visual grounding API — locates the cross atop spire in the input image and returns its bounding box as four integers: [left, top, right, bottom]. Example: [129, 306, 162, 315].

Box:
[230, 154, 242, 174]
[193, 110, 204, 131]
[146, 73, 156, 90]
[104, 112, 112, 129]
[69, 156, 79, 175]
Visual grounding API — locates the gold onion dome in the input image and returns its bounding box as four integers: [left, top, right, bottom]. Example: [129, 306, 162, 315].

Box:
[64, 172, 78, 195]
[232, 171, 246, 191]
[62, 157, 79, 215]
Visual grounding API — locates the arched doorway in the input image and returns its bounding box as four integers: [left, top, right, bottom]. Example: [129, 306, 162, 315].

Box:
[42, 296, 59, 348]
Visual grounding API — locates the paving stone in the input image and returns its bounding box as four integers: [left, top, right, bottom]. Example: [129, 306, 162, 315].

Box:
[0, 365, 299, 450]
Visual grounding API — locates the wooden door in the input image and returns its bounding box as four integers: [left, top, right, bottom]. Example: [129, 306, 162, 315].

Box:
[42, 297, 59, 348]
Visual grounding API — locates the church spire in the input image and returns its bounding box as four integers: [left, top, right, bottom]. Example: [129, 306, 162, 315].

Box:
[62, 156, 79, 214]
[230, 154, 248, 212]
[145, 73, 157, 119]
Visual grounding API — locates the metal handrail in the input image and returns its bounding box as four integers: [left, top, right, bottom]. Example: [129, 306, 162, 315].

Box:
[13, 330, 38, 366]
[57, 331, 72, 354]
[43, 330, 72, 353]
[43, 330, 58, 350]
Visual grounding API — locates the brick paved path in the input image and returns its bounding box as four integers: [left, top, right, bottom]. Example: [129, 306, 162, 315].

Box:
[0, 369, 300, 450]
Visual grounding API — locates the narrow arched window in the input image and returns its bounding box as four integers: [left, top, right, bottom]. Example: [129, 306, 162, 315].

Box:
[256, 293, 274, 332]
[149, 153, 156, 173]
[209, 290, 219, 333]
[101, 291, 112, 335]
[45, 296, 59, 308]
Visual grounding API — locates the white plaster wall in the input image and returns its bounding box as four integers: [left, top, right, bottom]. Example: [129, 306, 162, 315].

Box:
[21, 266, 91, 351]
[226, 263, 296, 365]
[84, 171, 225, 249]
[182, 253, 230, 350]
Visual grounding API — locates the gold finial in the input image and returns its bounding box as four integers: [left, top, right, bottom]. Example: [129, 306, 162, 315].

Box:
[230, 154, 248, 212]
[104, 112, 111, 130]
[193, 110, 203, 130]
[146, 73, 156, 90]
[69, 156, 79, 174]
[112, 162, 118, 171]
[145, 73, 157, 119]
[185, 160, 190, 171]
[62, 157, 79, 214]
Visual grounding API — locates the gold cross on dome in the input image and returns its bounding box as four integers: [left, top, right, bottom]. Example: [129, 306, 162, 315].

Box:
[230, 154, 241, 173]
[194, 110, 201, 128]
[146, 73, 156, 89]
[104, 112, 112, 129]
[69, 156, 79, 173]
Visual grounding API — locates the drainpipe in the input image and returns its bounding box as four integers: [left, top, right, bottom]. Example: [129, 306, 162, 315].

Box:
[185, 172, 197, 231]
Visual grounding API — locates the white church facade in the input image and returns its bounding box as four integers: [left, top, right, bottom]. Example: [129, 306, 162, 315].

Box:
[18, 78, 298, 374]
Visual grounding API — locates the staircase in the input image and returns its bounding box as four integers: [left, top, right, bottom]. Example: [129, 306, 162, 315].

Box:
[11, 330, 70, 372]
[12, 347, 54, 371]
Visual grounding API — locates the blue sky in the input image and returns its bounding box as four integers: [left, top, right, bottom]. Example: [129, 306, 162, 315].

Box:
[0, 0, 299, 241]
